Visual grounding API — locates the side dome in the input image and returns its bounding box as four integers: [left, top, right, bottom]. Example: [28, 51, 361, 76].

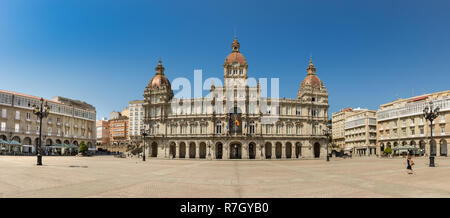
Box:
[148, 60, 171, 89]
[300, 59, 323, 88]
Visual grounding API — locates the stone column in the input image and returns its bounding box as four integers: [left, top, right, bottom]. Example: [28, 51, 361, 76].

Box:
[242, 143, 248, 159]
[186, 144, 190, 159]
[176, 144, 179, 158]
[292, 144, 296, 159]
[209, 144, 214, 160]
[281, 144, 286, 159]
[223, 143, 229, 160]
[271, 142, 276, 159]
[195, 144, 200, 159]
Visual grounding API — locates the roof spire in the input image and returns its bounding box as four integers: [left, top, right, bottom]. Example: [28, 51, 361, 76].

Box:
[232, 37, 240, 53]
[155, 58, 165, 75]
[306, 58, 316, 75]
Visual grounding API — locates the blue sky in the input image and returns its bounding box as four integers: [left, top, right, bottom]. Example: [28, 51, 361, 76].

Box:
[1, 0, 449, 119]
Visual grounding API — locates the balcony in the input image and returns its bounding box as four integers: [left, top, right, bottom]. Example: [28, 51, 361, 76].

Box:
[65, 123, 69, 127]
[57, 122, 61, 126]
[440, 119, 446, 124]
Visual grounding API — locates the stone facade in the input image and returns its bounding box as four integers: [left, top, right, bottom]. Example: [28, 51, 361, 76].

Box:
[376, 90, 450, 156]
[0, 89, 96, 154]
[140, 38, 329, 160]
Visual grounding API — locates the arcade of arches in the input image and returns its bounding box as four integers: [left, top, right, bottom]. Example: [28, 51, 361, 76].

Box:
[378, 139, 448, 157]
[141, 140, 326, 160]
[0, 133, 94, 155]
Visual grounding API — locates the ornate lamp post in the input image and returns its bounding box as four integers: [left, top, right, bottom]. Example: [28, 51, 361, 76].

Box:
[140, 127, 149, 161]
[323, 127, 331, 162]
[32, 98, 50, 166]
[423, 101, 439, 167]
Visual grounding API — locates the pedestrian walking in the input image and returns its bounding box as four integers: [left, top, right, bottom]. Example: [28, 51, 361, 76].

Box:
[406, 152, 414, 175]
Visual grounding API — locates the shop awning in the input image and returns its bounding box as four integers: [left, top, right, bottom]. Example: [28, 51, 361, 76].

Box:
[7, 140, 21, 146]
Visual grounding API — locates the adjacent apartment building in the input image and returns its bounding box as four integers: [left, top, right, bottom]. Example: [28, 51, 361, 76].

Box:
[0, 89, 96, 154]
[109, 113, 129, 147]
[331, 107, 355, 149]
[96, 117, 109, 148]
[377, 90, 450, 156]
[129, 100, 145, 139]
[344, 109, 377, 156]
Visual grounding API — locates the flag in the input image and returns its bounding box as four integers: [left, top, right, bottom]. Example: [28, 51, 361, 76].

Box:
[235, 119, 240, 126]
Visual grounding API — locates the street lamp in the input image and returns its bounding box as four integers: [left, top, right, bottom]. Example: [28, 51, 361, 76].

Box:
[32, 98, 50, 166]
[323, 127, 331, 162]
[140, 127, 149, 161]
[423, 101, 440, 167]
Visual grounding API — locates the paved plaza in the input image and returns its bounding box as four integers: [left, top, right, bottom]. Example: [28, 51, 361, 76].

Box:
[1, 156, 450, 198]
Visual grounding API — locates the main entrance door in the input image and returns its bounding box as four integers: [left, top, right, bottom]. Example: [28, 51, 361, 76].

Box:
[314, 142, 320, 158]
[249, 143, 256, 159]
[230, 143, 242, 159]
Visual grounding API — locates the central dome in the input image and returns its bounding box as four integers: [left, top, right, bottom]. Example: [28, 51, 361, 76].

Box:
[224, 37, 247, 65]
[225, 52, 247, 65]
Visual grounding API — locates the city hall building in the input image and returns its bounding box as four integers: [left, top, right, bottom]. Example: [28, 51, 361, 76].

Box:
[141, 38, 329, 160]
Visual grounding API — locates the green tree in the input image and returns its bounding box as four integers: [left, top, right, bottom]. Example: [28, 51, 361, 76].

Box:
[384, 146, 392, 155]
[79, 142, 88, 155]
